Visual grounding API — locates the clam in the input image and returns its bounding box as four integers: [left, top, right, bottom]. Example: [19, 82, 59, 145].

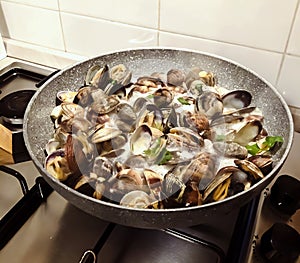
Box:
[247, 155, 273, 175]
[213, 141, 248, 159]
[163, 167, 203, 207]
[61, 102, 85, 119]
[45, 139, 61, 155]
[189, 80, 205, 96]
[101, 149, 126, 158]
[185, 152, 216, 190]
[104, 82, 126, 98]
[164, 107, 178, 132]
[183, 112, 209, 133]
[163, 169, 186, 200]
[124, 155, 148, 169]
[97, 133, 127, 158]
[109, 169, 146, 201]
[233, 120, 263, 146]
[136, 104, 164, 131]
[132, 97, 150, 112]
[234, 159, 264, 180]
[143, 169, 164, 199]
[60, 117, 91, 134]
[167, 69, 185, 86]
[182, 180, 203, 206]
[93, 180, 106, 200]
[196, 91, 223, 119]
[73, 86, 94, 107]
[56, 90, 78, 104]
[92, 156, 114, 179]
[128, 76, 163, 95]
[136, 76, 164, 88]
[91, 127, 122, 144]
[166, 128, 204, 164]
[74, 175, 96, 197]
[85, 65, 102, 85]
[185, 67, 201, 89]
[109, 64, 132, 85]
[203, 166, 251, 202]
[198, 71, 216, 86]
[130, 124, 152, 155]
[150, 72, 167, 82]
[50, 105, 63, 120]
[115, 168, 145, 185]
[74, 174, 106, 200]
[153, 88, 173, 107]
[143, 137, 168, 164]
[211, 106, 257, 126]
[120, 190, 152, 208]
[222, 89, 252, 110]
[90, 94, 119, 115]
[64, 133, 95, 174]
[88, 64, 110, 89]
[53, 127, 69, 145]
[168, 127, 204, 149]
[45, 149, 72, 181]
[210, 114, 244, 127]
[114, 103, 137, 132]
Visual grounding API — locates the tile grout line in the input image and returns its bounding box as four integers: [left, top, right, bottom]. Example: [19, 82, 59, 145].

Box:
[57, 0, 67, 53]
[275, 0, 300, 87]
[0, 0, 58, 11]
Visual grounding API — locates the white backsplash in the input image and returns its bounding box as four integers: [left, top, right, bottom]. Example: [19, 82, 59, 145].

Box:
[0, 0, 299, 108]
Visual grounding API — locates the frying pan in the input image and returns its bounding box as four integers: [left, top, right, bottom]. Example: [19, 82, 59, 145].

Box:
[23, 48, 294, 229]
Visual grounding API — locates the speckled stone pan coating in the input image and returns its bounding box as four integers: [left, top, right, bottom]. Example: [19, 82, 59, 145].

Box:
[23, 48, 294, 229]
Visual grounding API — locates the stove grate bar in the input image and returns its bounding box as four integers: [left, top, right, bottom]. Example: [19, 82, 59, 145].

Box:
[0, 165, 29, 195]
[0, 176, 53, 250]
[79, 223, 116, 263]
[162, 228, 226, 263]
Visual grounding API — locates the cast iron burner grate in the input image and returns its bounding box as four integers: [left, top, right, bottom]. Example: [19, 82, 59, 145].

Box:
[0, 166, 259, 263]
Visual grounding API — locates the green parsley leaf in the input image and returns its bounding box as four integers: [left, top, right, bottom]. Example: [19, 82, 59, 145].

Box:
[159, 150, 173, 165]
[143, 138, 161, 157]
[195, 83, 203, 93]
[147, 94, 154, 99]
[246, 136, 284, 155]
[262, 136, 284, 154]
[264, 136, 284, 149]
[245, 143, 260, 155]
[177, 97, 190, 105]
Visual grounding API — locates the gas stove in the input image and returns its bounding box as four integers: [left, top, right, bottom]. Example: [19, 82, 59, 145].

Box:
[0, 58, 299, 263]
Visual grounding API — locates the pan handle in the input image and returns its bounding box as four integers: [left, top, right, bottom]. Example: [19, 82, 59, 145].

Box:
[35, 69, 60, 88]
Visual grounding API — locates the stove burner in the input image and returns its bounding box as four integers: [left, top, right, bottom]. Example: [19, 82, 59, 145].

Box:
[0, 90, 35, 125]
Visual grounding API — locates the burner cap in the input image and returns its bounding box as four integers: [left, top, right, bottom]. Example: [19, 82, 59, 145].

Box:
[0, 90, 36, 125]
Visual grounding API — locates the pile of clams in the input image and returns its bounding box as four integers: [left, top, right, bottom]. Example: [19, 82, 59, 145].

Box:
[45, 64, 283, 209]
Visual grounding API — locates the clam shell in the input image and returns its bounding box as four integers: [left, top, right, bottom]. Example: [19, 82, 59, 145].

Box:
[222, 89, 252, 110]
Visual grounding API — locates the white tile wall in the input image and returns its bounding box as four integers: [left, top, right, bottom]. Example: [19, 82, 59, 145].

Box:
[0, 0, 299, 107]
[160, 0, 298, 52]
[277, 55, 300, 107]
[61, 13, 157, 57]
[1, 0, 58, 9]
[59, 0, 159, 28]
[287, 4, 300, 56]
[0, 1, 64, 50]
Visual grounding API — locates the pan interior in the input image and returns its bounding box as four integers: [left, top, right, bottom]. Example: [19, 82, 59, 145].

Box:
[24, 48, 293, 212]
